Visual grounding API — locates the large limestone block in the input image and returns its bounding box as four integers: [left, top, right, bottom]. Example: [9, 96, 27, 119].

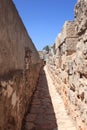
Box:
[65, 38, 78, 54]
[76, 40, 87, 76]
[60, 21, 78, 43]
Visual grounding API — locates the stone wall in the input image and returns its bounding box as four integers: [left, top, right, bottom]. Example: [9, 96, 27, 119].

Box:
[46, 0, 87, 129]
[0, 0, 42, 130]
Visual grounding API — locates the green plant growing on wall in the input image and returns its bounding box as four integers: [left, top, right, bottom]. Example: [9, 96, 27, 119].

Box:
[43, 45, 50, 53]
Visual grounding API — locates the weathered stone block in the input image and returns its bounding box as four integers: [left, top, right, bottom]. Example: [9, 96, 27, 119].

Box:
[65, 38, 78, 55]
[60, 21, 78, 43]
[76, 41, 87, 77]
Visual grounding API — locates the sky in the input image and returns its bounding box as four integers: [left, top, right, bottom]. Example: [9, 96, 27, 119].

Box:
[13, 0, 77, 51]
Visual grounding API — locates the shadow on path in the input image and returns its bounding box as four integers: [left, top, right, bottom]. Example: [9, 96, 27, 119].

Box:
[22, 68, 58, 130]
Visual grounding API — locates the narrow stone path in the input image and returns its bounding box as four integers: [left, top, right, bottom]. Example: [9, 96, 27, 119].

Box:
[22, 66, 76, 130]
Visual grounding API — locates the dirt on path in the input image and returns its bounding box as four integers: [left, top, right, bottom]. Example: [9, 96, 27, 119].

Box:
[22, 66, 76, 130]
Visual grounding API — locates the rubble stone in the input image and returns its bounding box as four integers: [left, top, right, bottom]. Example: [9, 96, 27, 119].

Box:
[46, 0, 87, 129]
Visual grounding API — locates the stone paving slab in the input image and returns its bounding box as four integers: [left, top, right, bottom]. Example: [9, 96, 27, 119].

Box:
[22, 66, 76, 130]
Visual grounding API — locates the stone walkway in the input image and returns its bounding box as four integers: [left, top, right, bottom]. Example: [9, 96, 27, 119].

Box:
[22, 66, 76, 130]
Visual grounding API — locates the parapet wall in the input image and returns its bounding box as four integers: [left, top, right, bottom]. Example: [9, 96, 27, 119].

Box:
[0, 0, 40, 77]
[47, 0, 87, 129]
[0, 0, 42, 130]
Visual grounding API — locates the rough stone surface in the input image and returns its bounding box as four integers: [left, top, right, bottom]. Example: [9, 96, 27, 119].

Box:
[46, 0, 87, 129]
[60, 21, 78, 43]
[22, 66, 76, 130]
[75, 0, 87, 35]
[0, 1, 42, 130]
[1, 0, 87, 130]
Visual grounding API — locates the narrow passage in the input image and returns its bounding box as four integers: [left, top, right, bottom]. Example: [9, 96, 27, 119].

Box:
[22, 66, 76, 130]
